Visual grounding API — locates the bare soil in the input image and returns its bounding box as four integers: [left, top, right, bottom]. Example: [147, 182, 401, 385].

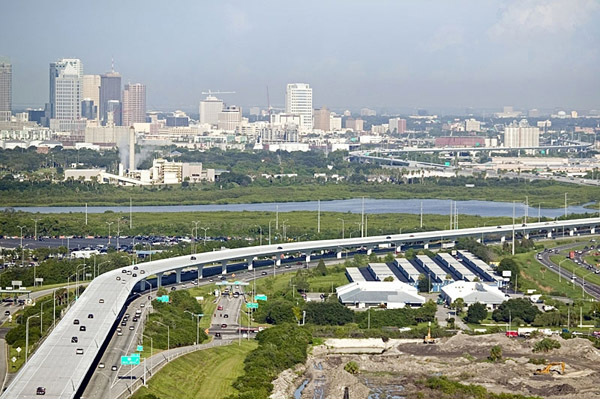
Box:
[281, 333, 600, 399]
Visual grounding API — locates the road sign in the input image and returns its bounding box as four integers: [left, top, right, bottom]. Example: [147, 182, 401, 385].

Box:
[156, 295, 170, 303]
[136, 345, 143, 352]
[254, 295, 267, 301]
[11, 357, 16, 363]
[246, 302, 259, 309]
[121, 355, 140, 365]
[15, 347, 21, 353]
[11, 281, 22, 287]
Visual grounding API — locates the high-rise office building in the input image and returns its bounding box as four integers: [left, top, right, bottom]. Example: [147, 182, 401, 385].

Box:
[122, 83, 146, 126]
[285, 83, 313, 130]
[313, 106, 330, 131]
[100, 71, 122, 125]
[49, 58, 83, 120]
[199, 95, 224, 125]
[82, 74, 100, 119]
[388, 118, 407, 134]
[0, 58, 11, 122]
[217, 106, 242, 131]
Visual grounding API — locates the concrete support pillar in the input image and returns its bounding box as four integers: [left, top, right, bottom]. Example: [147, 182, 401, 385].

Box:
[547, 231, 552, 238]
[424, 243, 429, 250]
[247, 258, 253, 270]
[395, 245, 402, 254]
[175, 268, 182, 284]
[336, 251, 342, 259]
[305, 255, 311, 263]
[197, 265, 203, 280]
[500, 236, 506, 243]
[476, 238, 481, 243]
[569, 230, 574, 236]
[156, 272, 163, 288]
[221, 260, 227, 275]
[525, 233, 530, 239]
[591, 227, 596, 234]
[276, 258, 281, 266]
[366, 248, 373, 256]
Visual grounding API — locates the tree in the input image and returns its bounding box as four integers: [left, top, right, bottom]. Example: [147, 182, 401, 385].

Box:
[344, 361, 359, 374]
[488, 345, 502, 362]
[532, 338, 561, 353]
[383, 276, 394, 282]
[304, 301, 354, 325]
[497, 258, 521, 289]
[314, 259, 328, 276]
[417, 274, 431, 292]
[466, 302, 488, 324]
[492, 298, 540, 324]
[384, 253, 395, 263]
[452, 298, 465, 316]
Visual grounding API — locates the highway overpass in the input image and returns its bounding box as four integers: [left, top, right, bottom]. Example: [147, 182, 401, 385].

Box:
[4, 216, 600, 398]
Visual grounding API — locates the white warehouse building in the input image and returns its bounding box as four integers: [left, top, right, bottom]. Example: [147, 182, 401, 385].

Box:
[336, 280, 426, 309]
[441, 281, 506, 309]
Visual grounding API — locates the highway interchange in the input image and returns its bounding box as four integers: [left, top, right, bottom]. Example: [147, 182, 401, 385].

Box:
[3, 217, 600, 398]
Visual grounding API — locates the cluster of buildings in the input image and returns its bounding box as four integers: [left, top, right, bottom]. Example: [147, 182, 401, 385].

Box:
[337, 251, 506, 310]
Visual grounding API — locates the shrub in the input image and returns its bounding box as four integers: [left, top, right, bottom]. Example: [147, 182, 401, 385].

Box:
[532, 338, 561, 353]
[344, 361, 359, 374]
[488, 345, 502, 362]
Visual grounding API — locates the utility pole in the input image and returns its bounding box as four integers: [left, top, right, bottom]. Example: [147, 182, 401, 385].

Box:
[85, 203, 88, 226]
[130, 197, 133, 229]
[420, 201, 423, 229]
[317, 200, 320, 234]
[276, 205, 279, 230]
[512, 201, 516, 256]
[32, 218, 40, 241]
[361, 197, 365, 237]
[564, 192, 568, 218]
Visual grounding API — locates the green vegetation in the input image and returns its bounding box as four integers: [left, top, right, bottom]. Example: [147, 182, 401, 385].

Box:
[488, 345, 503, 362]
[132, 340, 257, 399]
[230, 324, 312, 399]
[304, 301, 354, 325]
[532, 338, 561, 353]
[492, 298, 540, 324]
[416, 376, 542, 399]
[143, 289, 208, 349]
[466, 302, 488, 324]
[344, 361, 359, 374]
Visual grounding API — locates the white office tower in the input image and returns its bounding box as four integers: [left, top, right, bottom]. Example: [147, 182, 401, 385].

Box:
[504, 119, 539, 148]
[82, 75, 101, 119]
[122, 83, 146, 126]
[217, 106, 242, 131]
[285, 83, 313, 130]
[199, 95, 224, 126]
[0, 58, 11, 122]
[50, 59, 83, 120]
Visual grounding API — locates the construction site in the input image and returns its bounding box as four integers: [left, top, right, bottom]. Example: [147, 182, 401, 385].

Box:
[271, 333, 600, 399]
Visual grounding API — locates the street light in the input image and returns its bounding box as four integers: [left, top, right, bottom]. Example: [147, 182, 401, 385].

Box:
[76, 263, 88, 299]
[17, 225, 26, 267]
[582, 271, 595, 298]
[192, 221, 200, 254]
[106, 221, 114, 246]
[96, 260, 112, 278]
[255, 225, 263, 246]
[141, 333, 153, 387]
[152, 321, 170, 361]
[558, 259, 568, 283]
[282, 220, 289, 241]
[184, 311, 204, 346]
[25, 314, 40, 363]
[200, 227, 209, 246]
[268, 219, 276, 245]
[337, 218, 345, 239]
[39, 299, 52, 333]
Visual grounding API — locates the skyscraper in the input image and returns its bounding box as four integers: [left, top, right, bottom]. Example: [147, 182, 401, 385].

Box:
[82, 74, 101, 120]
[100, 71, 122, 125]
[0, 58, 11, 122]
[199, 95, 224, 126]
[504, 119, 539, 148]
[313, 106, 330, 131]
[285, 83, 313, 130]
[122, 83, 146, 126]
[49, 58, 83, 120]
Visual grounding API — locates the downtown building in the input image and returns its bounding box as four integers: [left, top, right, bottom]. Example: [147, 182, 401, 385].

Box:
[122, 83, 146, 126]
[285, 83, 313, 131]
[48, 58, 86, 136]
[504, 119, 539, 148]
[100, 71, 122, 125]
[0, 58, 11, 122]
[199, 95, 224, 126]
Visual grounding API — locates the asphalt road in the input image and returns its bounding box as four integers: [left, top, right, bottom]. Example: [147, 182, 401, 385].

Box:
[537, 239, 600, 299]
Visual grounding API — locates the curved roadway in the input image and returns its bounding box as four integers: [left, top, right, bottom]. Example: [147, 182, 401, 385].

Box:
[3, 217, 600, 398]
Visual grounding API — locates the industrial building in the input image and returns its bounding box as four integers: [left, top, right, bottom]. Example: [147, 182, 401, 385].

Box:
[440, 280, 506, 309]
[336, 280, 426, 309]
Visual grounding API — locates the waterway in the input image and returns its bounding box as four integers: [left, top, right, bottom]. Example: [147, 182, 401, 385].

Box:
[2, 198, 594, 218]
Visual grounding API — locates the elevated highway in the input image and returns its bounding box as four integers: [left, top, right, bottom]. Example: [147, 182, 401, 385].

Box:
[4, 216, 600, 398]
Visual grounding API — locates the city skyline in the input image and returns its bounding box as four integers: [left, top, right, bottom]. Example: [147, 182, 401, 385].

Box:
[0, 1, 599, 112]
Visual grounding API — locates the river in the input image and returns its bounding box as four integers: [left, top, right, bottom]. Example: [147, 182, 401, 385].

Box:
[2, 198, 594, 218]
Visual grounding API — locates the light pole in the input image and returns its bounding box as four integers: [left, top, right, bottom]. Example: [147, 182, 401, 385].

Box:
[152, 321, 170, 361]
[32, 218, 40, 241]
[184, 311, 203, 346]
[282, 220, 289, 241]
[76, 263, 87, 299]
[256, 225, 263, 246]
[558, 259, 567, 283]
[106, 222, 114, 246]
[200, 227, 209, 246]
[268, 219, 276, 245]
[582, 271, 595, 298]
[17, 225, 26, 267]
[25, 314, 40, 363]
[67, 273, 77, 306]
[141, 333, 153, 387]
[192, 221, 200, 254]
[337, 218, 345, 239]
[40, 299, 51, 333]
[96, 260, 112, 278]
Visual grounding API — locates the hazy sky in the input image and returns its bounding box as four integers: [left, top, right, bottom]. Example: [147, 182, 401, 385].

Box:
[1, 0, 599, 112]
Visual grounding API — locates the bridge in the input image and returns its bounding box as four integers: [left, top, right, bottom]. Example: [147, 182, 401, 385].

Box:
[4, 216, 600, 398]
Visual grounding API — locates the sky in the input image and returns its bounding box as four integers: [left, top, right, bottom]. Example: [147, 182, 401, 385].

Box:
[1, 0, 599, 113]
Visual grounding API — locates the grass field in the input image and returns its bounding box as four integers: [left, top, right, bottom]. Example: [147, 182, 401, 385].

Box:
[131, 340, 257, 399]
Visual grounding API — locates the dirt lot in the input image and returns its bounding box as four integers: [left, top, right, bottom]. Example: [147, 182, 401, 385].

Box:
[279, 333, 600, 399]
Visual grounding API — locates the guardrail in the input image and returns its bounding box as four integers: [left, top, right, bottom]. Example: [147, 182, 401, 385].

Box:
[113, 339, 234, 399]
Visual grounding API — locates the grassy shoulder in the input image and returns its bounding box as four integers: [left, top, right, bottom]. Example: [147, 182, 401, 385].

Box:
[131, 340, 257, 399]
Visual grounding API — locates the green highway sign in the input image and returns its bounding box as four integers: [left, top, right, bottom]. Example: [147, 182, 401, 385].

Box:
[444, 162, 451, 166]
[136, 345, 143, 352]
[121, 354, 141, 365]
[254, 295, 267, 301]
[156, 295, 170, 303]
[246, 302, 259, 309]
